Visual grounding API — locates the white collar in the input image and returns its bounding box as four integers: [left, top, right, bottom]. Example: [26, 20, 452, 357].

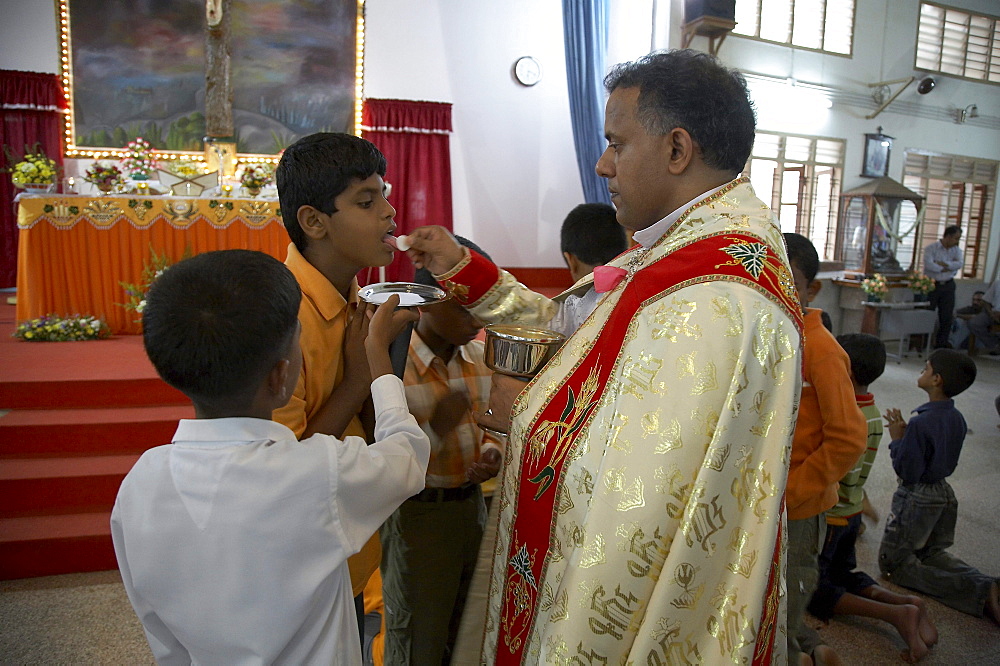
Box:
[631, 182, 730, 249]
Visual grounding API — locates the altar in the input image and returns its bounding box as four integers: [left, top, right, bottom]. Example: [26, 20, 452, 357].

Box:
[16, 193, 288, 334]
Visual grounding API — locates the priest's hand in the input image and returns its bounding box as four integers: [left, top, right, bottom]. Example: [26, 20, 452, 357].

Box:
[404, 225, 465, 275]
[476, 374, 530, 436]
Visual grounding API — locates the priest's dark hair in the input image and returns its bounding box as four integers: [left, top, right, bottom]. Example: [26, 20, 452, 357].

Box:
[783, 232, 820, 283]
[276, 133, 387, 253]
[560, 203, 628, 267]
[413, 235, 492, 287]
[836, 333, 887, 388]
[143, 250, 301, 411]
[604, 49, 756, 174]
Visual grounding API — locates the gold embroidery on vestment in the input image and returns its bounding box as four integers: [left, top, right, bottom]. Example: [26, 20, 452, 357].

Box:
[670, 563, 704, 610]
[650, 297, 702, 342]
[726, 527, 759, 579]
[642, 409, 682, 454]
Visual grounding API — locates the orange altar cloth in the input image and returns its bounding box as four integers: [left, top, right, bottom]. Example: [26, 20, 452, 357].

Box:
[16, 194, 289, 335]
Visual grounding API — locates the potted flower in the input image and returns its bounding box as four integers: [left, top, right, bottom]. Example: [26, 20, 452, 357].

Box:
[861, 273, 890, 303]
[84, 161, 125, 194]
[120, 137, 157, 181]
[4, 144, 58, 193]
[907, 270, 935, 302]
[237, 163, 274, 196]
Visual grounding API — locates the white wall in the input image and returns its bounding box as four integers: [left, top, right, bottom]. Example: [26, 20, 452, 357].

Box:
[3, 0, 998, 275]
[365, 0, 582, 267]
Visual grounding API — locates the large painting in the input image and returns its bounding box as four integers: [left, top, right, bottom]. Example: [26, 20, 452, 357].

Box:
[60, 0, 362, 158]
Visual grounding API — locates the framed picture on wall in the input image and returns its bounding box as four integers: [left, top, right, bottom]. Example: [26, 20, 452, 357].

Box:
[58, 0, 363, 160]
[861, 131, 893, 178]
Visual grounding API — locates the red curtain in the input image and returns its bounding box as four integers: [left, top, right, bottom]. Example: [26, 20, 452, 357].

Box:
[1, 70, 67, 289]
[361, 99, 453, 284]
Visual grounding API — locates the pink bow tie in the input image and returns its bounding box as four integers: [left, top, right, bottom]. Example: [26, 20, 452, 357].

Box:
[593, 265, 628, 293]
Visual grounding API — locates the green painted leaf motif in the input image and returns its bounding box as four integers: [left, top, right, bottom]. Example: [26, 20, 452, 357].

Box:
[722, 242, 768, 279]
[43, 205, 53, 213]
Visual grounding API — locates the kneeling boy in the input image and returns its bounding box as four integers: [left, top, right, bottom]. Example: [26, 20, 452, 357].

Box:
[111, 250, 429, 664]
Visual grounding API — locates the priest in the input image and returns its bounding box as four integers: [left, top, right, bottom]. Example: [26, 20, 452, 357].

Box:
[406, 49, 803, 665]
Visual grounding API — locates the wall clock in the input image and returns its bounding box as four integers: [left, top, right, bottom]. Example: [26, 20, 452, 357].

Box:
[513, 56, 542, 86]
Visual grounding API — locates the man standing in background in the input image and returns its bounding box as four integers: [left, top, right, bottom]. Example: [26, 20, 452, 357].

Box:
[923, 225, 964, 349]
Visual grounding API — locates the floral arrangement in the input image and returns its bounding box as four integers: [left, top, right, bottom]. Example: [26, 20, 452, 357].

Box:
[907, 270, 935, 296]
[14, 314, 110, 342]
[120, 247, 189, 321]
[237, 163, 275, 190]
[84, 161, 125, 192]
[861, 273, 890, 301]
[4, 144, 58, 186]
[120, 137, 157, 180]
[165, 159, 205, 177]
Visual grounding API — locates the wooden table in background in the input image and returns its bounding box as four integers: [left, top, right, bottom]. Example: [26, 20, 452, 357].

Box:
[16, 193, 288, 334]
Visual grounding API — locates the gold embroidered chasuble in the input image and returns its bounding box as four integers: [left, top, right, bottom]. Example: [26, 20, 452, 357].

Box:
[439, 180, 802, 664]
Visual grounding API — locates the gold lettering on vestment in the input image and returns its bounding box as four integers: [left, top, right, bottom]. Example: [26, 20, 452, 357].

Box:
[621, 352, 666, 399]
[681, 483, 727, 555]
[605, 412, 630, 454]
[650, 297, 702, 341]
[727, 360, 749, 417]
[708, 583, 752, 661]
[649, 617, 703, 665]
[617, 522, 668, 580]
[582, 583, 642, 640]
[730, 445, 779, 522]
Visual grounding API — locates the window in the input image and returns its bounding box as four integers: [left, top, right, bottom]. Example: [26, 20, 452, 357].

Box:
[733, 0, 855, 55]
[916, 2, 1000, 84]
[903, 151, 997, 280]
[743, 132, 845, 260]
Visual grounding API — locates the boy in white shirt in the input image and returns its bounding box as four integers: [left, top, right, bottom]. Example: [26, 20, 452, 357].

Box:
[111, 249, 428, 664]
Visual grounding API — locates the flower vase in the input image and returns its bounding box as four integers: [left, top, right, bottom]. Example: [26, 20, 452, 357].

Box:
[130, 173, 149, 181]
[22, 184, 51, 194]
[245, 186, 261, 197]
[865, 293, 882, 303]
[912, 293, 928, 302]
[97, 182, 114, 194]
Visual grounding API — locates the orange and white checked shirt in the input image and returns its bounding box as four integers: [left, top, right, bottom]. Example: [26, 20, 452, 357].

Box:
[402, 332, 501, 489]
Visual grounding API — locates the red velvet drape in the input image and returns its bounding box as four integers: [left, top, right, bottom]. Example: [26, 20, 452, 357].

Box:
[1, 70, 66, 289]
[361, 99, 453, 284]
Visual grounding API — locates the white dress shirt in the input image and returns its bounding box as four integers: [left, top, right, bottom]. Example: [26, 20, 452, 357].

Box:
[548, 183, 730, 334]
[111, 375, 429, 665]
[923, 240, 964, 282]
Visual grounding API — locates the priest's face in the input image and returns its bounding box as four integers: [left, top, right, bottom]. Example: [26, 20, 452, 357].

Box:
[596, 87, 674, 232]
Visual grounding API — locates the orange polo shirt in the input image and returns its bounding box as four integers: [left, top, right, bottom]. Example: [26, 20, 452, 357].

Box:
[272, 243, 380, 597]
[787, 308, 868, 520]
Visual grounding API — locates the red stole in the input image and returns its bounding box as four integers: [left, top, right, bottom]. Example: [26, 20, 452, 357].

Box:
[494, 232, 801, 663]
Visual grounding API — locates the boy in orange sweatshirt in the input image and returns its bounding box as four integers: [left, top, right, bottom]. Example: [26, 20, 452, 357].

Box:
[783, 233, 868, 666]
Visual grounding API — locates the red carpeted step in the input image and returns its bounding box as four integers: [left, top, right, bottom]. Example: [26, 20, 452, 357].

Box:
[0, 332, 189, 410]
[0, 405, 193, 457]
[0, 455, 140, 518]
[0, 512, 117, 579]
